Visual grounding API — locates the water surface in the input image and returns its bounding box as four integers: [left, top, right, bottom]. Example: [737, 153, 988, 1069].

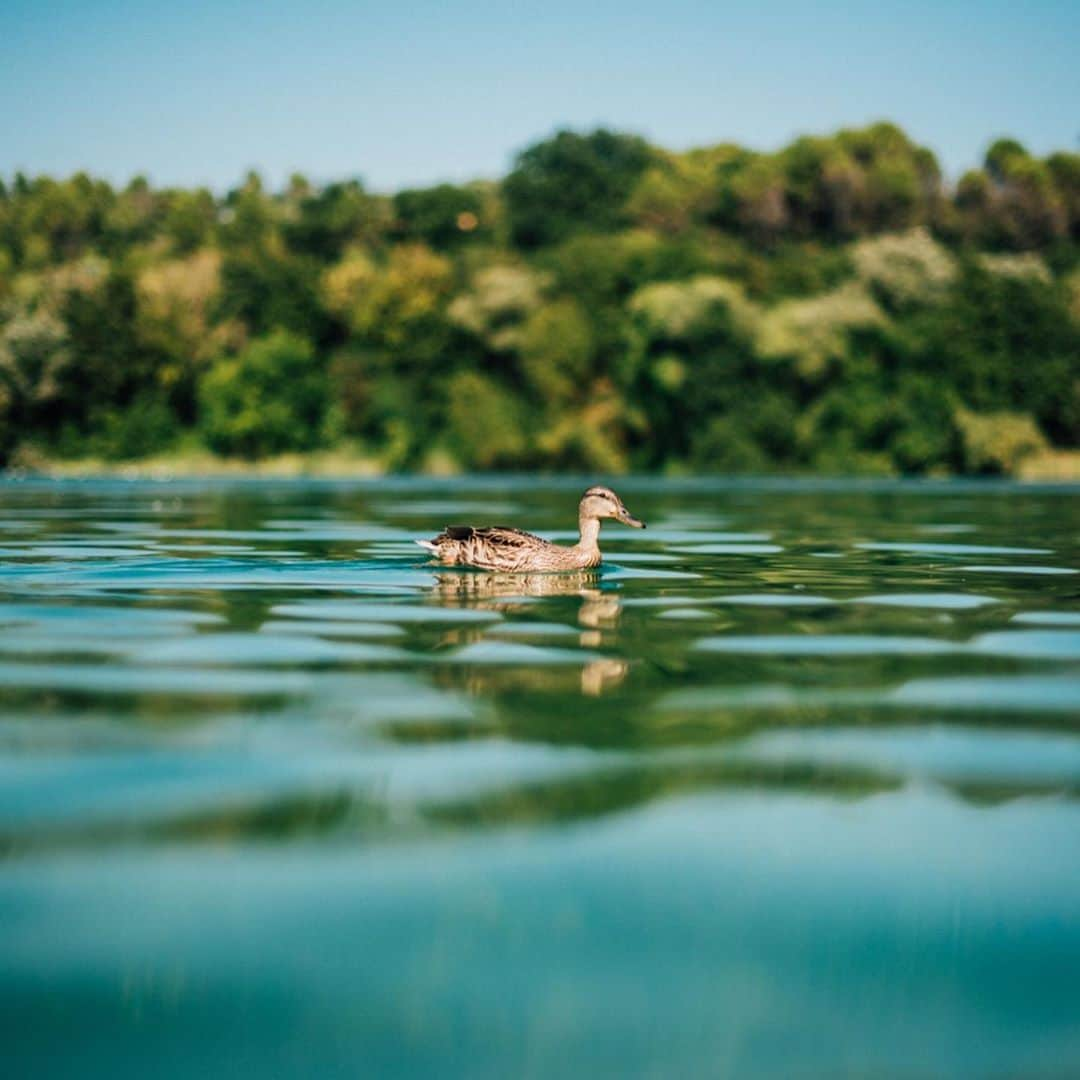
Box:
[1, 477, 1078, 1077]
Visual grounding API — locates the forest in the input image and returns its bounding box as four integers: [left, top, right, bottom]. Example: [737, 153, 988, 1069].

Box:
[1, 122, 1078, 476]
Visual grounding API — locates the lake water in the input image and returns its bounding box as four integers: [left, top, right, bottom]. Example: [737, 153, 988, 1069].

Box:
[1, 476, 1078, 1078]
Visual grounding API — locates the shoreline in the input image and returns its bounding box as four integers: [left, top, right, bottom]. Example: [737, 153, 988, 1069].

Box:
[4, 449, 1079, 484]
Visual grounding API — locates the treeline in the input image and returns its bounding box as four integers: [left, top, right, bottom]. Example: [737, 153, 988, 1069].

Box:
[1, 122, 1078, 474]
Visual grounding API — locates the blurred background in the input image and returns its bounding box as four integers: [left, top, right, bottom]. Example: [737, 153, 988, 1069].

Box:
[1, 0, 1078, 478]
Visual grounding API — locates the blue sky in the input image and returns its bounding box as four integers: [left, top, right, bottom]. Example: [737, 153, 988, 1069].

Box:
[2, 0, 1078, 192]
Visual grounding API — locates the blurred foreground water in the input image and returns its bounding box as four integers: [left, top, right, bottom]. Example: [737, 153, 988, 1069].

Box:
[1, 476, 1078, 1078]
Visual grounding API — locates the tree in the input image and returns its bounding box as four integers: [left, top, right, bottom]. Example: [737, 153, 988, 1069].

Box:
[1046, 152, 1080, 240]
[217, 248, 329, 343]
[284, 180, 390, 260]
[913, 263, 1080, 445]
[161, 187, 217, 254]
[956, 140, 1068, 249]
[200, 331, 330, 458]
[503, 129, 656, 248]
[393, 183, 489, 249]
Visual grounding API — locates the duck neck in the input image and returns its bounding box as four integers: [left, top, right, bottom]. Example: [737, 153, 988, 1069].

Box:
[577, 515, 601, 557]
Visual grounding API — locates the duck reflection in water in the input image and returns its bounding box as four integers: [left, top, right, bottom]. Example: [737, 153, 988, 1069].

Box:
[431, 571, 628, 695]
[432, 569, 603, 603]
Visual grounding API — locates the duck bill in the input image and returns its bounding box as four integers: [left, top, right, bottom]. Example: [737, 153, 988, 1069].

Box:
[617, 509, 646, 529]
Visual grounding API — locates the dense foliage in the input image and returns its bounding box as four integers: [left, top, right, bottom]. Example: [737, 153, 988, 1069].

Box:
[1, 124, 1078, 474]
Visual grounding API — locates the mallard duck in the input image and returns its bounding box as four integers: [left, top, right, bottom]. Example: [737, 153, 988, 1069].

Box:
[417, 486, 645, 571]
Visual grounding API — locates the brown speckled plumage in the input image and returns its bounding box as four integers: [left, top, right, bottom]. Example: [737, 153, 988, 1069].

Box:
[417, 486, 645, 572]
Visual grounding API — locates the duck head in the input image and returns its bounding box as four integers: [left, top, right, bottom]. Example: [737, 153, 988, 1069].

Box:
[579, 486, 645, 529]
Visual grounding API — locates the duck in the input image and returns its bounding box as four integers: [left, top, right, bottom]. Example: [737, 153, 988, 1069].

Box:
[417, 486, 645, 571]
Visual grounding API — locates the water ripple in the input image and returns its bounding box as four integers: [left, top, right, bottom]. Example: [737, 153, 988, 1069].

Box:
[1, 477, 1078, 1078]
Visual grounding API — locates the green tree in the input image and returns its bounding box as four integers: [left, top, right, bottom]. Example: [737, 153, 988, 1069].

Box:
[393, 183, 489, 249]
[217, 248, 329, 342]
[445, 370, 529, 468]
[284, 180, 390, 260]
[956, 140, 1068, 249]
[200, 331, 330, 458]
[912, 263, 1080, 445]
[1046, 152, 1080, 240]
[626, 276, 768, 467]
[161, 188, 217, 254]
[504, 129, 655, 248]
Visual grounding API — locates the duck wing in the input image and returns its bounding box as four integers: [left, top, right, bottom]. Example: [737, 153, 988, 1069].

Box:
[436, 525, 541, 546]
[422, 524, 559, 569]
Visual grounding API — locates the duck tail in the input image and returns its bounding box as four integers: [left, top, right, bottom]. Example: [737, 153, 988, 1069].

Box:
[415, 539, 438, 552]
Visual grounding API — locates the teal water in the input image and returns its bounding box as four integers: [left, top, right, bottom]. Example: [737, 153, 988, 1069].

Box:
[1, 476, 1078, 1078]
